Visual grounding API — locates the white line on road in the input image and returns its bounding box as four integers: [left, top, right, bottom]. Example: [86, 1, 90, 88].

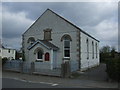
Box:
[51, 84, 59, 86]
[4, 77, 59, 86]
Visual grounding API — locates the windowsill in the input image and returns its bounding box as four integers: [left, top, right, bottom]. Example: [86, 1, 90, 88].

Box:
[63, 57, 70, 60]
[35, 60, 43, 62]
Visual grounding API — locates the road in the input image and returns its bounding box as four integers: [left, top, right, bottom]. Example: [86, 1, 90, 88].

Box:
[2, 78, 65, 88]
[2, 63, 119, 88]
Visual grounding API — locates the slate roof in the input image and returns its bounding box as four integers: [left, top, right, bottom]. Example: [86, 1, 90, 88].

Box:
[27, 39, 59, 50]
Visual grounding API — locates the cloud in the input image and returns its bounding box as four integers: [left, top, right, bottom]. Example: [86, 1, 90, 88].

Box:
[2, 6, 34, 48]
[2, 2, 118, 51]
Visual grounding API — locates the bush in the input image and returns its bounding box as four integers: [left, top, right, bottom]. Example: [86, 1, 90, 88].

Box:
[2, 57, 8, 65]
[106, 57, 120, 81]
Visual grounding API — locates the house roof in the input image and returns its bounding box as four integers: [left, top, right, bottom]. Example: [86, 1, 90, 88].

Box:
[27, 39, 59, 50]
[23, 9, 99, 42]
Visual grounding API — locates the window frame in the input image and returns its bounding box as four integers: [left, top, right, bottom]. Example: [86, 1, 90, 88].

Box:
[8, 49, 10, 53]
[92, 41, 94, 59]
[36, 50, 43, 61]
[27, 37, 35, 45]
[44, 52, 50, 61]
[86, 39, 89, 59]
[63, 39, 70, 59]
[96, 43, 97, 58]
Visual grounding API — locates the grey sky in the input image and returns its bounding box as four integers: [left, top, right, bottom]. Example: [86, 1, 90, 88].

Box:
[1, 2, 119, 51]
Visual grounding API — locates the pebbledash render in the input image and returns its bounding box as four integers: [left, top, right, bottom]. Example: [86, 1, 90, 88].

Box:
[22, 9, 100, 71]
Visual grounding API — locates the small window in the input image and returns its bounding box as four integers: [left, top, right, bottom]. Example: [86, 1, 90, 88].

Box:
[96, 43, 97, 58]
[86, 39, 89, 59]
[45, 52, 50, 61]
[44, 29, 52, 41]
[92, 41, 94, 59]
[8, 49, 10, 53]
[36, 50, 43, 60]
[27, 37, 35, 45]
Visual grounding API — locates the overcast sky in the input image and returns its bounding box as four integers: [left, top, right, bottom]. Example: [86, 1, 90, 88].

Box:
[1, 2, 119, 51]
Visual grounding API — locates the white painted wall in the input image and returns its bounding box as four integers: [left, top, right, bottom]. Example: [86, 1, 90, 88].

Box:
[80, 32, 99, 71]
[1, 48, 16, 60]
[23, 9, 99, 71]
[23, 9, 79, 69]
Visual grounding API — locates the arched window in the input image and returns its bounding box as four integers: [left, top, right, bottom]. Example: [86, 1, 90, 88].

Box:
[34, 48, 43, 61]
[37, 50, 43, 60]
[92, 41, 94, 59]
[45, 52, 50, 61]
[86, 38, 89, 59]
[61, 34, 72, 59]
[27, 37, 35, 45]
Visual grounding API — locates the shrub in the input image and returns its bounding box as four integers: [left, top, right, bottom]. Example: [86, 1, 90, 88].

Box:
[106, 57, 120, 81]
[2, 57, 8, 66]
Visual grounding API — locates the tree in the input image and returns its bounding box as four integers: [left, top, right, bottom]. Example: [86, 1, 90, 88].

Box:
[100, 45, 111, 62]
[111, 46, 116, 58]
[100, 45, 111, 53]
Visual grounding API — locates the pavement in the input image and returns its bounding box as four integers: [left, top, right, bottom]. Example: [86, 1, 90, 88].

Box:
[1, 63, 119, 88]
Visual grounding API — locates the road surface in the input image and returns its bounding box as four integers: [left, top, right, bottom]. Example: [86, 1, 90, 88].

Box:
[2, 78, 65, 88]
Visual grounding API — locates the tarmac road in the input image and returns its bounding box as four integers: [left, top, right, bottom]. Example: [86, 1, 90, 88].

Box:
[2, 78, 63, 88]
[2, 63, 119, 88]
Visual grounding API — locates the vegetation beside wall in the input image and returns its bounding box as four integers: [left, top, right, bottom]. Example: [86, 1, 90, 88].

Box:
[106, 57, 120, 81]
[100, 45, 120, 81]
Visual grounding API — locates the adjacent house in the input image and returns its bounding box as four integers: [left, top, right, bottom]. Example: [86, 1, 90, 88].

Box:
[0, 43, 16, 60]
[22, 9, 100, 71]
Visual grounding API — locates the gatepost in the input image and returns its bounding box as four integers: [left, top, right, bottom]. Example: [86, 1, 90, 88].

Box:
[20, 62, 23, 73]
[61, 61, 71, 78]
[30, 62, 35, 74]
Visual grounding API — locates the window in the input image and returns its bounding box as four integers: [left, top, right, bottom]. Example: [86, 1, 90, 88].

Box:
[37, 50, 43, 60]
[27, 37, 35, 45]
[86, 39, 89, 59]
[92, 41, 94, 59]
[64, 40, 70, 58]
[45, 52, 50, 61]
[44, 29, 52, 41]
[96, 43, 97, 58]
[61, 34, 72, 59]
[8, 49, 10, 53]
[34, 48, 44, 61]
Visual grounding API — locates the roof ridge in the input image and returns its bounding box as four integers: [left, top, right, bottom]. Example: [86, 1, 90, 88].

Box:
[23, 9, 99, 42]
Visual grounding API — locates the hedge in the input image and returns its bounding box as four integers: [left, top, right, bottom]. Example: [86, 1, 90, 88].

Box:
[106, 57, 120, 81]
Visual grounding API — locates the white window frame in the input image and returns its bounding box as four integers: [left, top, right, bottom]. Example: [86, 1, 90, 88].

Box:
[63, 40, 71, 59]
[36, 50, 43, 61]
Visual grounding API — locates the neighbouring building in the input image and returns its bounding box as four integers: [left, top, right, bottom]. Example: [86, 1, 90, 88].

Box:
[0, 43, 16, 60]
[16, 49, 22, 60]
[22, 9, 100, 71]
